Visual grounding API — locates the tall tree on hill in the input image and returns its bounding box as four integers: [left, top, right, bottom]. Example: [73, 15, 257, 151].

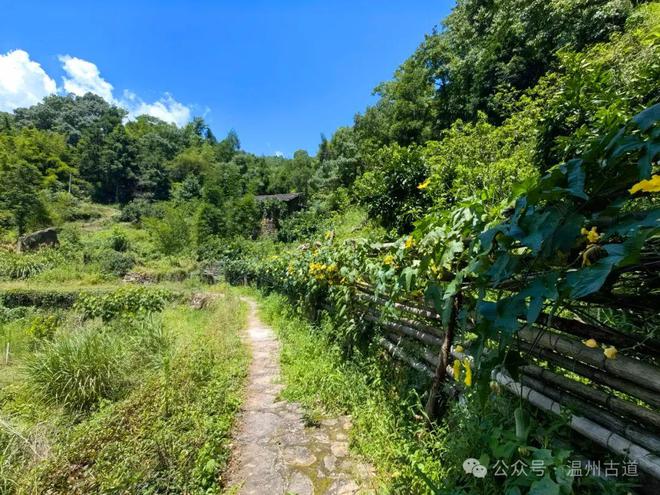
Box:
[215, 130, 241, 162]
[79, 125, 139, 203]
[13, 93, 125, 145]
[0, 162, 47, 235]
[354, 0, 635, 149]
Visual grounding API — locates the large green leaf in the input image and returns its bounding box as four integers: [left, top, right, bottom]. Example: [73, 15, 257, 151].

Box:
[632, 103, 660, 132]
[565, 244, 625, 298]
[562, 159, 588, 200]
[529, 477, 560, 495]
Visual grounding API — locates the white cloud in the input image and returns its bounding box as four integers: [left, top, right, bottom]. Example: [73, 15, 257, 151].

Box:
[0, 50, 192, 127]
[57, 55, 191, 126]
[0, 49, 57, 112]
[122, 90, 191, 127]
[58, 55, 114, 102]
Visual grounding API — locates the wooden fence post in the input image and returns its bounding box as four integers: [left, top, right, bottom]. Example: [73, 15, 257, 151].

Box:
[425, 292, 461, 422]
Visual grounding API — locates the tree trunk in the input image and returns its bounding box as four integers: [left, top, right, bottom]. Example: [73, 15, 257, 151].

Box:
[425, 292, 461, 422]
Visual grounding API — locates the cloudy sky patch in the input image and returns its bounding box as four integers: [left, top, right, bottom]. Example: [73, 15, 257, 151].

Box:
[0, 49, 191, 127]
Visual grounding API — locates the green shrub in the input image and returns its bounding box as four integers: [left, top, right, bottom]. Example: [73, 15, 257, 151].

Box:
[0, 253, 46, 279]
[75, 286, 170, 321]
[0, 289, 85, 309]
[277, 208, 324, 242]
[0, 250, 64, 280]
[0, 303, 29, 323]
[26, 314, 60, 341]
[144, 205, 191, 255]
[57, 224, 82, 247]
[97, 250, 135, 277]
[194, 202, 226, 247]
[119, 199, 162, 223]
[354, 143, 431, 234]
[108, 228, 129, 252]
[27, 328, 128, 412]
[47, 192, 102, 223]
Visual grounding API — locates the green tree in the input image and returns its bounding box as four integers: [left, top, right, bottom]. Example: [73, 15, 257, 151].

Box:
[194, 202, 226, 245]
[424, 111, 538, 209]
[0, 128, 74, 191]
[167, 145, 215, 182]
[226, 195, 261, 239]
[144, 205, 191, 255]
[215, 129, 240, 162]
[354, 144, 430, 233]
[353, 0, 634, 149]
[0, 162, 48, 235]
[79, 125, 139, 203]
[13, 93, 125, 145]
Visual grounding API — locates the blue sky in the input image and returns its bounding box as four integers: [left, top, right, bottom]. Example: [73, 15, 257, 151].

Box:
[0, 1, 452, 156]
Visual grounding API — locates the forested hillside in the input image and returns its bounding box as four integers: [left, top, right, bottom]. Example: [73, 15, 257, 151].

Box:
[1, 0, 659, 494]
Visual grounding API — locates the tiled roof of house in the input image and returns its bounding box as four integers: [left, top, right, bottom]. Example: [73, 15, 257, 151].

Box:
[254, 193, 302, 202]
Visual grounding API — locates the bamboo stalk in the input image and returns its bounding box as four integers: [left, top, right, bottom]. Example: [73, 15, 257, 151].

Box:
[394, 315, 443, 337]
[378, 336, 433, 377]
[522, 373, 660, 453]
[356, 291, 442, 321]
[363, 312, 443, 347]
[517, 341, 660, 409]
[521, 364, 660, 431]
[520, 374, 660, 453]
[536, 313, 660, 357]
[356, 282, 439, 312]
[354, 302, 443, 337]
[495, 371, 660, 480]
[584, 293, 660, 313]
[518, 326, 660, 394]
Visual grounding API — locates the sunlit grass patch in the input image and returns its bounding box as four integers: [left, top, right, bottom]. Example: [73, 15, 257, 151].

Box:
[1, 290, 249, 493]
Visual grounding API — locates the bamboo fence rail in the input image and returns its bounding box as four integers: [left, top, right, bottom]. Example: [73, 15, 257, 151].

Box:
[343, 287, 660, 480]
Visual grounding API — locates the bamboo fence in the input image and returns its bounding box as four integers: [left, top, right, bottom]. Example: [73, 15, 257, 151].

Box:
[347, 285, 660, 481]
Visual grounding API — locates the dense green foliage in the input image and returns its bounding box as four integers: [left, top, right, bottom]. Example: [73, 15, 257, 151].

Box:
[217, 3, 659, 493]
[257, 291, 629, 495]
[0, 1, 658, 493]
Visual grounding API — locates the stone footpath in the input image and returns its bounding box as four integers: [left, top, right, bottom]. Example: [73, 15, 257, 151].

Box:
[227, 299, 375, 494]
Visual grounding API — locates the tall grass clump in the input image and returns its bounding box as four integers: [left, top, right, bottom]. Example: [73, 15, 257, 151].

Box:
[26, 294, 249, 494]
[0, 252, 46, 280]
[26, 328, 128, 413]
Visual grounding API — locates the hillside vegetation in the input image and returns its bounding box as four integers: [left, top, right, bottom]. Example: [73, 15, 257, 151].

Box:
[1, 1, 659, 494]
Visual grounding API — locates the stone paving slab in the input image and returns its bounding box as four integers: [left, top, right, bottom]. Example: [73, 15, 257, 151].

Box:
[227, 298, 375, 495]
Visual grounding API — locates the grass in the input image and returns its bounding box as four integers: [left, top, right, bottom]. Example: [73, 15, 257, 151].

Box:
[26, 324, 131, 413]
[0, 214, 250, 493]
[1, 215, 199, 287]
[0, 290, 249, 494]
